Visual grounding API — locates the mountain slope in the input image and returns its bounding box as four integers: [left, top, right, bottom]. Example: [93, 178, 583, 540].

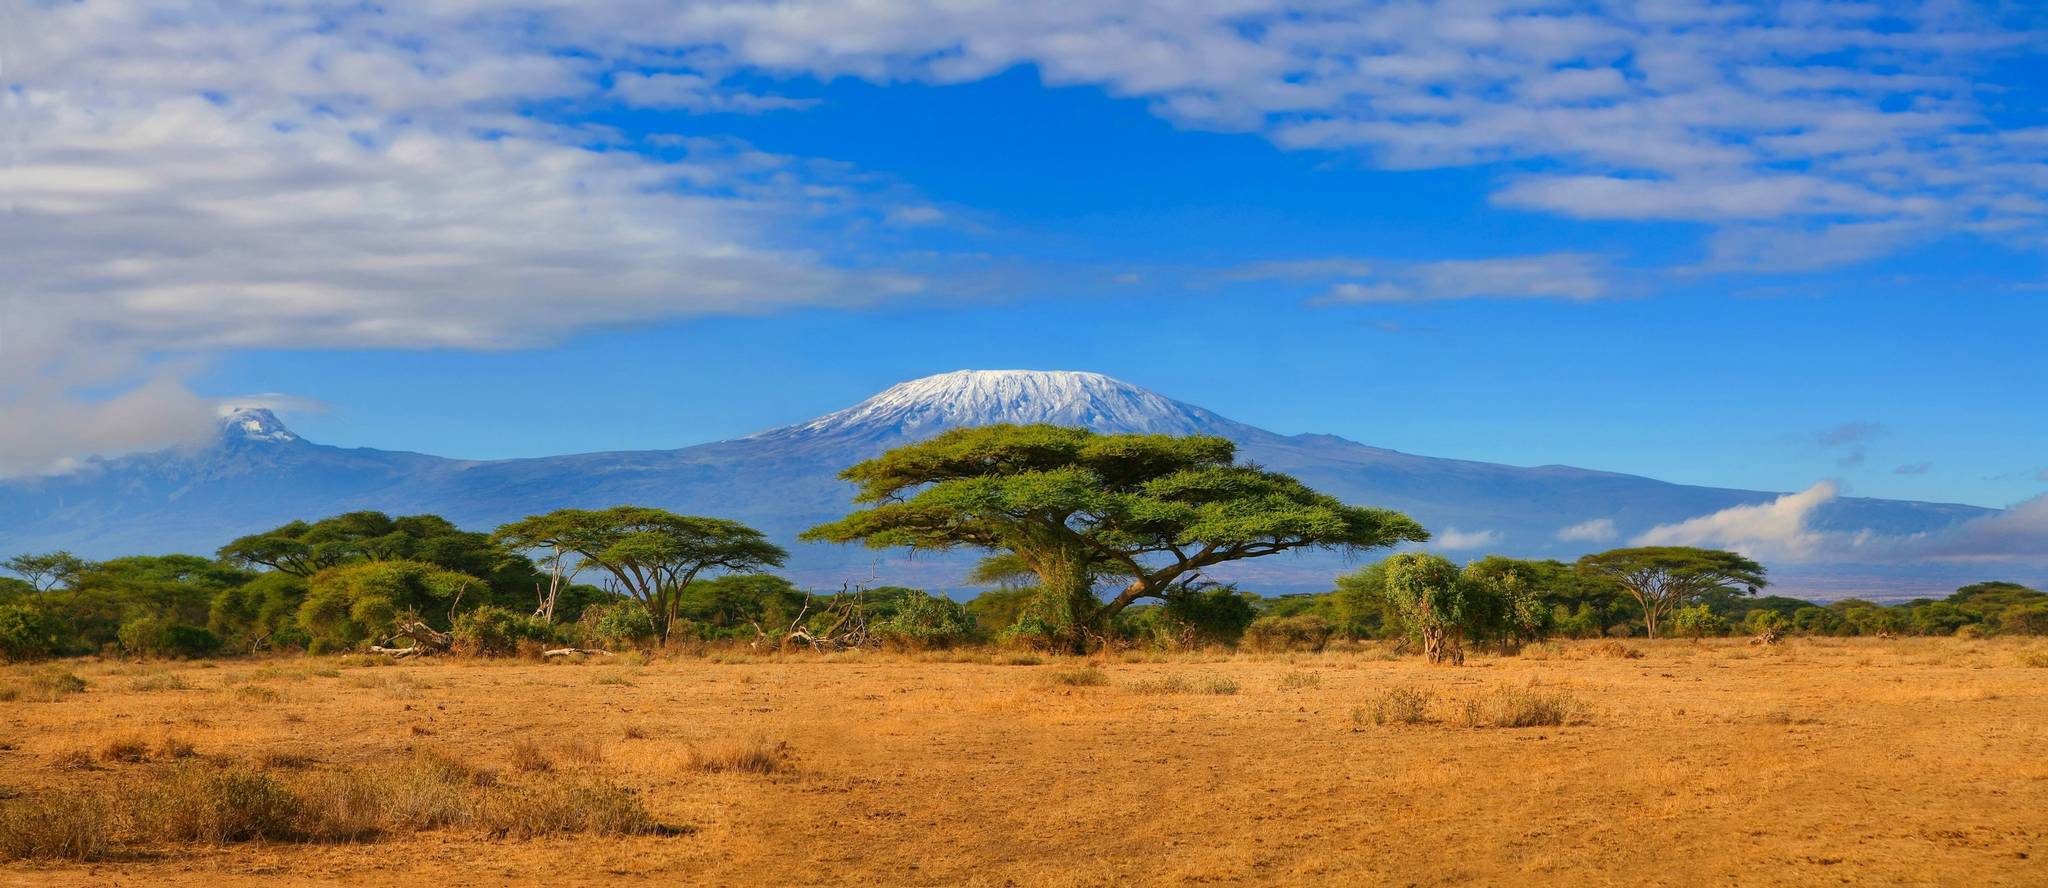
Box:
[0, 372, 1995, 597]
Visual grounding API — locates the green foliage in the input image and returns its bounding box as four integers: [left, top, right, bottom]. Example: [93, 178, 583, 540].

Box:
[116, 615, 223, 658]
[1459, 557, 1556, 650]
[802, 424, 1427, 650]
[1671, 603, 1728, 638]
[491, 507, 786, 644]
[1380, 553, 1469, 664]
[1241, 614, 1335, 652]
[208, 572, 310, 653]
[964, 587, 1038, 638]
[1153, 583, 1261, 648]
[451, 606, 555, 656]
[870, 589, 975, 650]
[1576, 547, 1767, 639]
[0, 604, 59, 662]
[2, 551, 90, 592]
[675, 574, 806, 638]
[299, 561, 481, 651]
[580, 603, 657, 649]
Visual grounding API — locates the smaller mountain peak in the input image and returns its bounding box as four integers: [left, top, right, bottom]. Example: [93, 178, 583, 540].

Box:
[217, 406, 300, 443]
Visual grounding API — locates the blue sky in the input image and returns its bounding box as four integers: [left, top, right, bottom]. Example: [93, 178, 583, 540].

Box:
[6, 1, 2048, 512]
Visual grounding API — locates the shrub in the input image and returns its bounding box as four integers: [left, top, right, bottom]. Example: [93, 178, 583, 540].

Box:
[0, 604, 59, 663]
[1671, 604, 1727, 638]
[117, 616, 223, 658]
[685, 735, 792, 775]
[25, 667, 87, 701]
[870, 591, 975, 651]
[1242, 615, 1335, 653]
[100, 735, 152, 764]
[138, 764, 303, 843]
[581, 604, 657, 650]
[1589, 640, 1643, 659]
[1042, 667, 1108, 687]
[508, 738, 553, 773]
[1457, 686, 1587, 729]
[1129, 673, 1239, 695]
[130, 670, 190, 692]
[479, 780, 661, 838]
[0, 792, 113, 861]
[1277, 670, 1323, 690]
[1360, 686, 1433, 726]
[452, 606, 553, 657]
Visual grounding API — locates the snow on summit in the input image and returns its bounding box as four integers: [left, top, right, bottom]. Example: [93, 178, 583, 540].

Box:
[216, 406, 299, 443]
[758, 370, 1248, 441]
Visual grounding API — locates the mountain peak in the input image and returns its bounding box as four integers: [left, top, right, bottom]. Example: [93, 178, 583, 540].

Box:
[217, 406, 300, 444]
[753, 369, 1255, 442]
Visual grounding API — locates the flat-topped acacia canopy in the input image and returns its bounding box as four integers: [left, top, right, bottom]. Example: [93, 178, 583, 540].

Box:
[802, 424, 1428, 645]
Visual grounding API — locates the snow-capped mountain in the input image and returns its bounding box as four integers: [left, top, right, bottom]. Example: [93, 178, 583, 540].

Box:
[0, 370, 2000, 597]
[752, 370, 1258, 443]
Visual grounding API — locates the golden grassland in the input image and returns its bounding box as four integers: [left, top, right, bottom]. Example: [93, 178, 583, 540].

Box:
[3, 637, 2046, 887]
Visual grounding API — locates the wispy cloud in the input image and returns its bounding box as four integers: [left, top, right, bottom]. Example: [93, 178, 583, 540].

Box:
[1814, 421, 1883, 469]
[1435, 527, 1502, 550]
[1230, 253, 1615, 304]
[1557, 518, 1619, 544]
[1895, 462, 1935, 476]
[1636, 482, 2048, 566]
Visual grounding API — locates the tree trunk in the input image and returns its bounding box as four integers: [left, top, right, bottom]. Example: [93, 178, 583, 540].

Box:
[1027, 554, 1100, 654]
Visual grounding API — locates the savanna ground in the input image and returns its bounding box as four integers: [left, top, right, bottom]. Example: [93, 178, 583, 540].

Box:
[3, 637, 2046, 887]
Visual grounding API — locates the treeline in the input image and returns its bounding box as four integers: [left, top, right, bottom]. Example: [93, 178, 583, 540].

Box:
[2, 509, 2041, 664]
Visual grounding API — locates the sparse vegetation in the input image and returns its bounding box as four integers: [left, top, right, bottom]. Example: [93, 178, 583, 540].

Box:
[1457, 685, 1587, 728]
[685, 736, 791, 775]
[1360, 686, 1434, 726]
[1042, 666, 1109, 687]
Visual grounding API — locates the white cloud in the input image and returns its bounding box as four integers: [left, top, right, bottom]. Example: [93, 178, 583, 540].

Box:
[1635, 482, 2048, 566]
[1557, 518, 1619, 543]
[609, 72, 817, 113]
[1435, 527, 1502, 550]
[1231, 253, 1614, 303]
[1635, 482, 1838, 560]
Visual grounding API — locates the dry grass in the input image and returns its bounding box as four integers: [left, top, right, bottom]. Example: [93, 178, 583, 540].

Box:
[2, 637, 2045, 886]
[1127, 672, 1240, 695]
[684, 736, 791, 775]
[1040, 666, 1109, 687]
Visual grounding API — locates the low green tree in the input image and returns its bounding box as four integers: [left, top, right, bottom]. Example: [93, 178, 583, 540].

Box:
[1380, 553, 1469, 664]
[803, 424, 1427, 651]
[1576, 547, 1767, 639]
[298, 561, 480, 652]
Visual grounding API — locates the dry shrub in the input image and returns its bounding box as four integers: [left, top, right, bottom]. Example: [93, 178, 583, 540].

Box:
[48, 749, 97, 771]
[1002, 653, 1044, 666]
[1277, 670, 1323, 690]
[1043, 667, 1108, 687]
[622, 725, 650, 740]
[234, 685, 283, 704]
[0, 792, 114, 861]
[1458, 685, 1588, 729]
[1519, 642, 1566, 660]
[138, 764, 303, 844]
[335, 655, 388, 668]
[508, 738, 553, 773]
[1589, 640, 1644, 660]
[2021, 651, 2048, 669]
[99, 735, 152, 764]
[0, 686, 17, 703]
[555, 737, 606, 767]
[157, 736, 197, 760]
[129, 671, 189, 692]
[479, 780, 662, 838]
[686, 735, 791, 775]
[592, 671, 636, 686]
[255, 749, 317, 770]
[1129, 673, 1239, 695]
[1360, 686, 1434, 726]
[25, 667, 87, 702]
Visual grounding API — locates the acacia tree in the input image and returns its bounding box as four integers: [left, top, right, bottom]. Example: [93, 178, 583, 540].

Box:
[491, 507, 786, 644]
[1380, 553, 1469, 664]
[1576, 546, 1767, 639]
[3, 552, 90, 592]
[801, 424, 1428, 650]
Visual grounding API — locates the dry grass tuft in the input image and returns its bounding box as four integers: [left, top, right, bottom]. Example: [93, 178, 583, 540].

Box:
[255, 748, 318, 770]
[129, 671, 190, 692]
[478, 779, 666, 838]
[137, 764, 305, 844]
[1129, 673, 1240, 695]
[1589, 640, 1644, 660]
[24, 667, 87, 702]
[1457, 685, 1588, 729]
[685, 735, 792, 775]
[47, 749, 97, 772]
[2020, 651, 2048, 669]
[234, 685, 284, 704]
[508, 738, 553, 773]
[0, 792, 114, 861]
[1278, 670, 1323, 690]
[99, 735, 153, 764]
[592, 671, 636, 686]
[1042, 666, 1109, 687]
[1358, 686, 1434, 726]
[1002, 653, 1045, 666]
